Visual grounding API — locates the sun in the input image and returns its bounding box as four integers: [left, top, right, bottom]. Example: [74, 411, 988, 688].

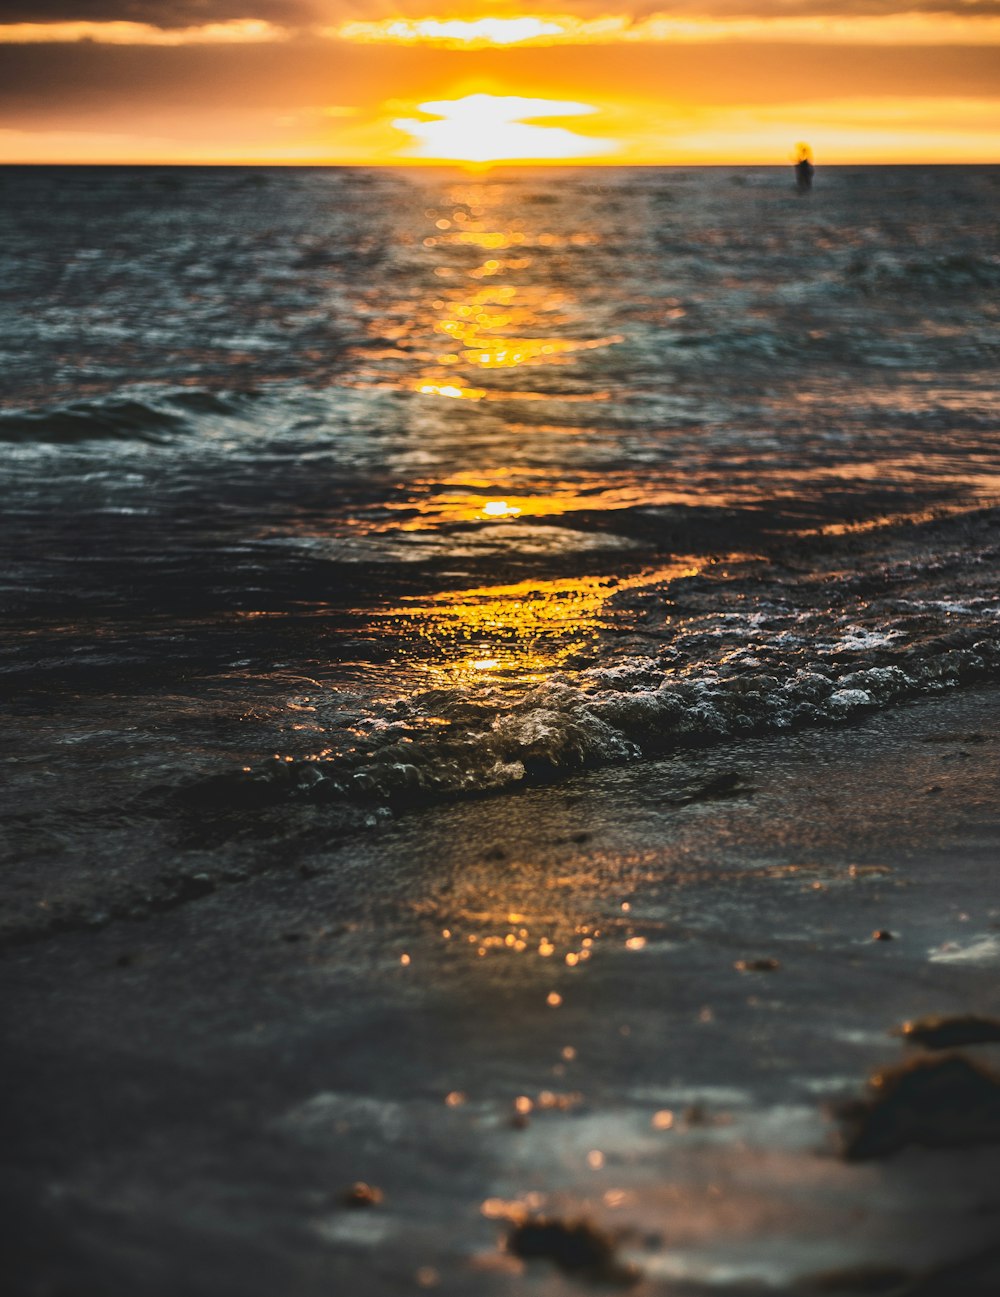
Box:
[391, 93, 617, 164]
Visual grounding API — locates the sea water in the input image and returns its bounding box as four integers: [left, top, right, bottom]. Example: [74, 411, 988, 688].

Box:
[2, 164, 999, 933]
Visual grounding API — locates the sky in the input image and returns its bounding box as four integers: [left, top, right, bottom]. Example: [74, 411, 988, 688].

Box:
[1, 0, 998, 164]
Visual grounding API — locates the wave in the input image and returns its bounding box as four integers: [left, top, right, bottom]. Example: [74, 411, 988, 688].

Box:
[845, 251, 1000, 295]
[182, 624, 1000, 829]
[0, 388, 245, 445]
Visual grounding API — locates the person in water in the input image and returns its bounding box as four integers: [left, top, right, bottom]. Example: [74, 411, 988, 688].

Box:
[794, 143, 815, 193]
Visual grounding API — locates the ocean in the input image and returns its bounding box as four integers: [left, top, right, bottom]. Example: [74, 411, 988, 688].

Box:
[3, 164, 1000, 1294]
[2, 163, 999, 926]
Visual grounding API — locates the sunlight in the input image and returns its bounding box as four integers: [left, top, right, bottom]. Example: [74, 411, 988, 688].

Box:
[379, 565, 700, 684]
[417, 382, 488, 400]
[338, 17, 567, 48]
[330, 12, 1000, 48]
[391, 94, 616, 163]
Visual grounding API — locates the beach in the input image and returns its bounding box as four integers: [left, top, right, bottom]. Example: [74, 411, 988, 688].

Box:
[4, 685, 1000, 1294]
[2, 164, 999, 1293]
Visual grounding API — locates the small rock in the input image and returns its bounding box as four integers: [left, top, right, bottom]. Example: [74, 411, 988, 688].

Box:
[507, 1217, 638, 1285]
[835, 1053, 1000, 1160]
[899, 1014, 1000, 1051]
[734, 957, 781, 972]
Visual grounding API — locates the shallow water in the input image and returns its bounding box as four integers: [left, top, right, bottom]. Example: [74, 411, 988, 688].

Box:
[2, 164, 1000, 926]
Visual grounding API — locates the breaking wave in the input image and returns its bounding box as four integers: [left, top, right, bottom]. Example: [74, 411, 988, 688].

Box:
[185, 625, 1000, 828]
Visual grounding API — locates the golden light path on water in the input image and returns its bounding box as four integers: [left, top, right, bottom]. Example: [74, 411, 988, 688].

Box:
[352, 178, 625, 399]
[337, 178, 742, 687]
[377, 564, 700, 685]
[380, 479, 739, 529]
[334, 174, 990, 698]
[330, 174, 676, 689]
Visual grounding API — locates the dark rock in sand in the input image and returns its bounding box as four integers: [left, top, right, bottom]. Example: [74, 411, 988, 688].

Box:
[507, 1217, 639, 1285]
[899, 1014, 1000, 1051]
[836, 1053, 1000, 1160]
[734, 957, 781, 972]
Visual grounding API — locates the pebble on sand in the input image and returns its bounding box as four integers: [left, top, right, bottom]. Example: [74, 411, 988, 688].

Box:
[898, 1014, 1000, 1050]
[734, 957, 781, 972]
[836, 1053, 1000, 1160]
[507, 1217, 639, 1286]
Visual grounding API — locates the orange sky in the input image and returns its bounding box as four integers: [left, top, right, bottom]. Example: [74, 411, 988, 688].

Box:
[1, 3, 998, 163]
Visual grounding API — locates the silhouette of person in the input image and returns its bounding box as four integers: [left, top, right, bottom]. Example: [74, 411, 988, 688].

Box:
[794, 143, 814, 193]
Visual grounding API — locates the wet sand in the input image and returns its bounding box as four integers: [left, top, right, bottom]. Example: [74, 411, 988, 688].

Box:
[4, 685, 1000, 1295]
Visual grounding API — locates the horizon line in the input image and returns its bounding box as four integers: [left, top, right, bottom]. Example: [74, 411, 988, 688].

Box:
[3, 159, 1000, 168]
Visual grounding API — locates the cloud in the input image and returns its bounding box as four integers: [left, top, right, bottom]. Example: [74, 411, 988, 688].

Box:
[328, 9, 1000, 46]
[0, 19, 287, 43]
[3, 0, 1000, 32]
[0, 0, 314, 22]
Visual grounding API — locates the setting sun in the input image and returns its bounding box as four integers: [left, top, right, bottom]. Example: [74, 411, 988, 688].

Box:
[392, 93, 615, 163]
[2, 2, 998, 164]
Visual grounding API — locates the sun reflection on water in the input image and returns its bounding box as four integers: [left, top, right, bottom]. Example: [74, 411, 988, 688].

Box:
[481, 500, 521, 518]
[349, 177, 624, 408]
[380, 470, 738, 531]
[379, 563, 699, 685]
[426, 277, 623, 373]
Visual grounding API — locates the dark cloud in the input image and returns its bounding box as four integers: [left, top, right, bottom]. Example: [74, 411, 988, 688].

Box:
[1, 36, 998, 118]
[0, 0, 319, 25]
[2, 0, 1000, 26]
[664, 0, 1000, 16]
[547, 0, 1000, 14]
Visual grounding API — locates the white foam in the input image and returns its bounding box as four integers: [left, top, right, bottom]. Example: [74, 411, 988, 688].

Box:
[929, 934, 1000, 965]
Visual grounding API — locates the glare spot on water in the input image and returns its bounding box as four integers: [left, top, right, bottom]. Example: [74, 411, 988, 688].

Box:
[377, 564, 700, 687]
[416, 382, 487, 400]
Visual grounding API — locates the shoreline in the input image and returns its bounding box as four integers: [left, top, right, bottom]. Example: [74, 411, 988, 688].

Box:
[4, 683, 1000, 1294]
